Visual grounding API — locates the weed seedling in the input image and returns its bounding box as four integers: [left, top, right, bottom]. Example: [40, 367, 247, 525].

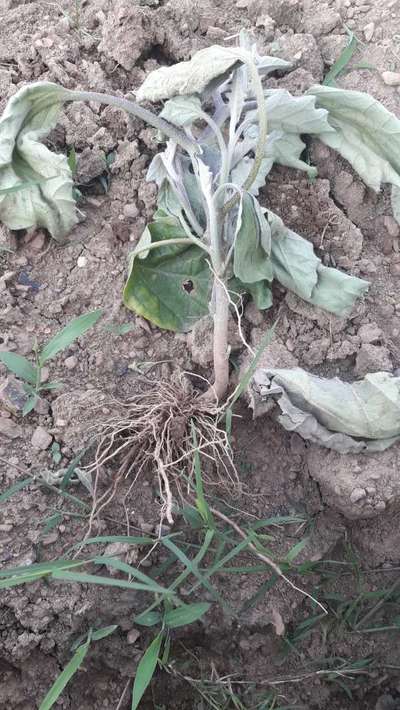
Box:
[0, 309, 102, 414]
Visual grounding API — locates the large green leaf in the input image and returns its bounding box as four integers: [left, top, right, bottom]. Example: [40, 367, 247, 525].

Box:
[123, 216, 210, 332]
[136, 46, 245, 102]
[0, 82, 78, 240]
[268, 209, 369, 316]
[233, 193, 273, 284]
[308, 85, 400, 192]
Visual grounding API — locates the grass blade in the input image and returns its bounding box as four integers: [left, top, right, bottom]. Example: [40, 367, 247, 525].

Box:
[0, 352, 37, 385]
[39, 638, 90, 710]
[67, 534, 155, 551]
[51, 569, 170, 593]
[323, 29, 358, 86]
[0, 477, 34, 503]
[39, 310, 103, 365]
[131, 633, 163, 710]
[93, 556, 171, 595]
[164, 602, 210, 629]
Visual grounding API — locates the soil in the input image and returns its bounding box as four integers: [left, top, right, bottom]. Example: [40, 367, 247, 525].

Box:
[2, 0, 400, 708]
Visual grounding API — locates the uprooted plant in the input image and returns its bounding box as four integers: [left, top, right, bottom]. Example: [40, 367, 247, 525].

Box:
[3, 31, 400, 504]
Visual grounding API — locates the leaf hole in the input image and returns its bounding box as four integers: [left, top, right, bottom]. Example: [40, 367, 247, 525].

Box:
[182, 279, 194, 294]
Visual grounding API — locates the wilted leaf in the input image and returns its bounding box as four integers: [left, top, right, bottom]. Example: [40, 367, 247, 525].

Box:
[232, 130, 317, 194]
[136, 45, 245, 102]
[0, 82, 78, 240]
[268, 209, 368, 316]
[233, 193, 273, 284]
[308, 84, 400, 192]
[123, 216, 210, 332]
[160, 95, 203, 126]
[229, 277, 273, 310]
[251, 368, 400, 454]
[246, 89, 334, 135]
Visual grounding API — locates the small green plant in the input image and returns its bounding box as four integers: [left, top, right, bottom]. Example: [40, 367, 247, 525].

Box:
[0, 309, 102, 414]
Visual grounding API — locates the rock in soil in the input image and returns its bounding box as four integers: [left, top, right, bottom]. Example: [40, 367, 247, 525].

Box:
[0, 417, 23, 439]
[31, 426, 53, 450]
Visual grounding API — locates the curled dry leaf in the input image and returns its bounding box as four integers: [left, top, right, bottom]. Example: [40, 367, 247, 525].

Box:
[0, 82, 77, 241]
[251, 368, 400, 454]
[136, 46, 246, 102]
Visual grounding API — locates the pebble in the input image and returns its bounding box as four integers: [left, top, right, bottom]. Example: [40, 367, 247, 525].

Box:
[0, 418, 23, 439]
[384, 215, 400, 238]
[127, 629, 141, 645]
[64, 355, 78, 370]
[123, 203, 139, 219]
[0, 376, 28, 414]
[390, 262, 400, 277]
[77, 256, 87, 268]
[358, 323, 383, 344]
[31, 426, 53, 450]
[350, 487, 367, 503]
[363, 22, 375, 41]
[382, 71, 400, 86]
[42, 531, 59, 547]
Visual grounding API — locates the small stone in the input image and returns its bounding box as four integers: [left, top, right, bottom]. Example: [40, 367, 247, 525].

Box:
[77, 256, 87, 268]
[355, 344, 393, 377]
[127, 629, 141, 645]
[42, 531, 59, 547]
[350, 488, 367, 503]
[363, 22, 375, 41]
[0, 418, 23, 439]
[382, 71, 400, 86]
[358, 323, 383, 344]
[382, 235, 394, 255]
[31, 426, 53, 450]
[384, 216, 400, 238]
[64, 355, 78, 370]
[123, 203, 139, 219]
[0, 376, 29, 414]
[390, 262, 400, 277]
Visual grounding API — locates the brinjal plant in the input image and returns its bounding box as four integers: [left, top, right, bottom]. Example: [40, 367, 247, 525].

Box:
[2, 31, 400, 470]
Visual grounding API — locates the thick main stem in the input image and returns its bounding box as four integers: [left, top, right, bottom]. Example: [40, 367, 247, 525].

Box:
[212, 279, 230, 401]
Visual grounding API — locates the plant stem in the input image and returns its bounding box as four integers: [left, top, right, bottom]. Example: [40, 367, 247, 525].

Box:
[211, 279, 230, 401]
[68, 90, 198, 156]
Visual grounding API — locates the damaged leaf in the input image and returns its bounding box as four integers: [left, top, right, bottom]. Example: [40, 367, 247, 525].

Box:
[308, 84, 400, 193]
[268, 210, 369, 316]
[123, 215, 210, 332]
[136, 46, 245, 102]
[233, 193, 273, 284]
[0, 82, 78, 241]
[251, 368, 400, 454]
